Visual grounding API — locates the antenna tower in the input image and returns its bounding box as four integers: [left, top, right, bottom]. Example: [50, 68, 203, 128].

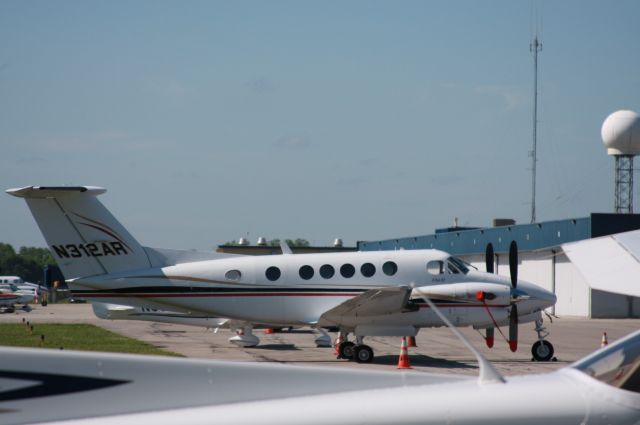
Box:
[530, 35, 542, 223]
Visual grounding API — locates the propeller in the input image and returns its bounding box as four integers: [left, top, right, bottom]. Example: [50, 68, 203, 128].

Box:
[509, 240, 518, 289]
[482, 240, 520, 352]
[508, 240, 518, 352]
[485, 243, 494, 274]
[484, 243, 495, 348]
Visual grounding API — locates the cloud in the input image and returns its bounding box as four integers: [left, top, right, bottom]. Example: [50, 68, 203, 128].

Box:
[474, 85, 524, 112]
[35, 131, 167, 153]
[273, 135, 310, 150]
[15, 156, 48, 165]
[245, 77, 275, 94]
[336, 176, 370, 186]
[145, 78, 194, 99]
[429, 175, 467, 186]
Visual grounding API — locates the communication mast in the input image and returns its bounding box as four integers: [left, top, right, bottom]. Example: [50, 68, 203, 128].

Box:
[529, 35, 542, 223]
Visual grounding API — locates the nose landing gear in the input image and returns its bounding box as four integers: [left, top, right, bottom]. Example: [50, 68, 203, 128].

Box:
[531, 318, 555, 361]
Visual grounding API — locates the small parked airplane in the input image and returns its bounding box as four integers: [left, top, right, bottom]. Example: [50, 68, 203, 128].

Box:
[0, 277, 36, 312]
[1, 304, 639, 425]
[8, 185, 557, 362]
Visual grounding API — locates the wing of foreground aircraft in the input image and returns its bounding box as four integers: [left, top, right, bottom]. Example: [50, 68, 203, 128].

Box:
[1, 331, 639, 425]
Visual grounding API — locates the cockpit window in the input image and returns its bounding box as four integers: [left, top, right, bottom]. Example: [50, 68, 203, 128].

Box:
[572, 331, 640, 393]
[448, 257, 469, 274]
[426, 260, 444, 275]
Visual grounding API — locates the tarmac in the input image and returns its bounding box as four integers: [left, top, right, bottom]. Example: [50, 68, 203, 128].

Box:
[2, 303, 639, 377]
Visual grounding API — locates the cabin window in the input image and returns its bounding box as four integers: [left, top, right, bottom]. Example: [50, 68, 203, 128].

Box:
[426, 260, 444, 275]
[340, 264, 356, 278]
[299, 265, 314, 280]
[225, 270, 242, 281]
[360, 263, 376, 278]
[320, 264, 335, 279]
[382, 261, 398, 276]
[265, 266, 281, 281]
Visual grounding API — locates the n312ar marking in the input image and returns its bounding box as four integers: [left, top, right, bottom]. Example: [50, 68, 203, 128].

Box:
[52, 242, 128, 258]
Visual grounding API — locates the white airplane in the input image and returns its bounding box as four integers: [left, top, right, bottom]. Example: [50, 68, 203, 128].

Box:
[0, 275, 46, 298]
[1, 303, 639, 425]
[7, 185, 557, 362]
[0, 278, 36, 312]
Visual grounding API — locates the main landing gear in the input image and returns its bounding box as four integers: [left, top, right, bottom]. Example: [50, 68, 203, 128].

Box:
[531, 318, 555, 362]
[229, 325, 260, 347]
[337, 334, 374, 363]
[314, 328, 332, 348]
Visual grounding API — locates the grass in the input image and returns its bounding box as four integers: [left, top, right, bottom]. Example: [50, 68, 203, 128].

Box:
[0, 323, 182, 357]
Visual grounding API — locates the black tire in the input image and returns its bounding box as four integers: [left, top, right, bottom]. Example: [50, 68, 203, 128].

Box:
[531, 340, 554, 361]
[354, 345, 374, 363]
[338, 341, 355, 359]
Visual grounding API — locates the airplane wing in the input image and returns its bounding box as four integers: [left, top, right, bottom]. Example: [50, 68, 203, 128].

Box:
[0, 347, 468, 425]
[562, 229, 640, 297]
[317, 286, 413, 328]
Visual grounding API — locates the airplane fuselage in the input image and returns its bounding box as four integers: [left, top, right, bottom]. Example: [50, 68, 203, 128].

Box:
[71, 249, 555, 330]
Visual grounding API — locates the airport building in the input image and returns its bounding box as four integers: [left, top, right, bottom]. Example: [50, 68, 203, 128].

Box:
[358, 213, 640, 318]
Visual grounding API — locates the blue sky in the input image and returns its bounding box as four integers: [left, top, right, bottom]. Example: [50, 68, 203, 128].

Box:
[1, 0, 639, 250]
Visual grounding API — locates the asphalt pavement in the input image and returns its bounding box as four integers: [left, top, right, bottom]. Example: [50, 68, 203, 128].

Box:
[2, 303, 639, 377]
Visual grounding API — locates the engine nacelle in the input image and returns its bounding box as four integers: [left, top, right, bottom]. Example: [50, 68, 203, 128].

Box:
[412, 282, 511, 306]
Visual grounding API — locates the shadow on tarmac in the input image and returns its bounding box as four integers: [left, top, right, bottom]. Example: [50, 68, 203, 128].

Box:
[251, 344, 301, 351]
[373, 354, 477, 369]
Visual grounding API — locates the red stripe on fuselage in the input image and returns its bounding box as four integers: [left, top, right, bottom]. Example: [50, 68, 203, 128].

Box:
[415, 303, 510, 308]
[72, 293, 361, 298]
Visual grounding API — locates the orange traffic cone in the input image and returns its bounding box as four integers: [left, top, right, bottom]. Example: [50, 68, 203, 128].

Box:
[601, 332, 608, 347]
[334, 334, 342, 356]
[407, 336, 417, 347]
[397, 337, 412, 369]
[264, 328, 274, 334]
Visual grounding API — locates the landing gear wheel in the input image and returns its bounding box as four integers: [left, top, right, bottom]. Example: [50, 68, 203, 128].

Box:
[353, 345, 374, 363]
[531, 340, 554, 361]
[338, 341, 355, 360]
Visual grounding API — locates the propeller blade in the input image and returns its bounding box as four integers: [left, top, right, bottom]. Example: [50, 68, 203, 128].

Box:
[485, 327, 494, 348]
[508, 304, 518, 352]
[485, 243, 494, 274]
[509, 240, 518, 288]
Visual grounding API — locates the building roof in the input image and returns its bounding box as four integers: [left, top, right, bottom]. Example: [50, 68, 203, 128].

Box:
[216, 245, 357, 256]
[358, 213, 640, 255]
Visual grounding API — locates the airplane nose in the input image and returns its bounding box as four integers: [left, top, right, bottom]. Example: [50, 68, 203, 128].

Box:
[538, 287, 557, 306]
[518, 281, 557, 309]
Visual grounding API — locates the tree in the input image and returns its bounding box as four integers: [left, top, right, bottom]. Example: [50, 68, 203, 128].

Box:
[0, 243, 56, 284]
[269, 239, 310, 247]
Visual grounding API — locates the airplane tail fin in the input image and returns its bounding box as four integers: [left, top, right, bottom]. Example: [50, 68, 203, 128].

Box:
[7, 186, 151, 280]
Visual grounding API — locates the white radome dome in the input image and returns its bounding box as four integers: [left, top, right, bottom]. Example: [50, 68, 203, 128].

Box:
[601, 110, 640, 155]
